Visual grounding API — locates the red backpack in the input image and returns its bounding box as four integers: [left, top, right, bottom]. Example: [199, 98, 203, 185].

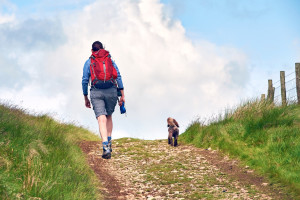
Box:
[90, 49, 118, 86]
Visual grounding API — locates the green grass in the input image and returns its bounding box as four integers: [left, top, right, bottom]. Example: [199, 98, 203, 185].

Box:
[180, 99, 300, 198]
[0, 104, 101, 200]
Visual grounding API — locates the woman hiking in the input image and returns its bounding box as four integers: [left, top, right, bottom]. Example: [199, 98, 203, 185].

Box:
[82, 41, 125, 159]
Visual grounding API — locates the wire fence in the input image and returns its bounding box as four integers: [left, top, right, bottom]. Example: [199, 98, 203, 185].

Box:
[266, 63, 300, 106]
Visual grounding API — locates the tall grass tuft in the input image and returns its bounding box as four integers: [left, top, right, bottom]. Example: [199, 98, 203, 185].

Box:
[0, 104, 101, 200]
[181, 99, 300, 197]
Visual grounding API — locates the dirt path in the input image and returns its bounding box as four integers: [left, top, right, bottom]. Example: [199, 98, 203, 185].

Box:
[80, 139, 289, 200]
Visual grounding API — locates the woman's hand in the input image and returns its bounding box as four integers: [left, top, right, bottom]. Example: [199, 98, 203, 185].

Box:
[84, 95, 91, 108]
[119, 95, 125, 106]
[119, 90, 125, 106]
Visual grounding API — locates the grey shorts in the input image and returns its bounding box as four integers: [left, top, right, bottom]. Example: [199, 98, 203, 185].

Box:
[90, 87, 118, 118]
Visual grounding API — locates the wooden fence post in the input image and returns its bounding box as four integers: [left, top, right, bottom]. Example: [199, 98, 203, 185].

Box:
[267, 79, 274, 102]
[267, 79, 272, 100]
[261, 94, 265, 101]
[296, 63, 300, 104]
[280, 71, 287, 106]
[272, 87, 275, 102]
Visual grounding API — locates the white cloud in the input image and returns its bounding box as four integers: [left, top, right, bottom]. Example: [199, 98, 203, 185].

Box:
[0, 83, 67, 115]
[0, 0, 16, 24]
[0, 13, 14, 24]
[0, 0, 249, 139]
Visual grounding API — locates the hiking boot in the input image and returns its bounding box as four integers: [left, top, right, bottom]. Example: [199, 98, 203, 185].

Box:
[102, 144, 111, 159]
[109, 140, 112, 152]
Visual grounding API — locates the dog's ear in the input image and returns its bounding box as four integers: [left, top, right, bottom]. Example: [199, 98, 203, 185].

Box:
[174, 119, 179, 127]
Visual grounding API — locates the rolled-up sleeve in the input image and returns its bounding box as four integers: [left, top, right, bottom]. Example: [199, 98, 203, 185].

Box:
[82, 59, 90, 96]
[112, 60, 124, 90]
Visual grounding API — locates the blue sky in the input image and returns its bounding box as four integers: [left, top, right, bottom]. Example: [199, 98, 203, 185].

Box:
[0, 0, 299, 139]
[162, 0, 300, 69]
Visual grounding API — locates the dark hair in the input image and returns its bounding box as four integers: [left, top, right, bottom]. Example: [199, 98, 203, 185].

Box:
[92, 41, 103, 51]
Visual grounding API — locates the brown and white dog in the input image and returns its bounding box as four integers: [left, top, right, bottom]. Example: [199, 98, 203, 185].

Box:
[167, 117, 179, 147]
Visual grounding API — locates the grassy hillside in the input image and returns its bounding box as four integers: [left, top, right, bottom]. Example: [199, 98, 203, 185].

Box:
[0, 104, 101, 200]
[181, 100, 300, 198]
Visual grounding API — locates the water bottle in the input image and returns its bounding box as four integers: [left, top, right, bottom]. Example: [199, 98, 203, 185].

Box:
[120, 102, 126, 114]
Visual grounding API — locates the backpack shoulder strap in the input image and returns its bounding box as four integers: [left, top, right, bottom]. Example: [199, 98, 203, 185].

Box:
[89, 55, 98, 86]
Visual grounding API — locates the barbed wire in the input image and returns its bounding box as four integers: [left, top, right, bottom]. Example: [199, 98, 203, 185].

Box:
[273, 80, 280, 85]
[285, 71, 295, 78]
[286, 87, 296, 93]
[285, 78, 296, 84]
[262, 66, 300, 105]
[289, 95, 297, 99]
[274, 94, 281, 99]
[272, 77, 295, 87]
[270, 71, 295, 87]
